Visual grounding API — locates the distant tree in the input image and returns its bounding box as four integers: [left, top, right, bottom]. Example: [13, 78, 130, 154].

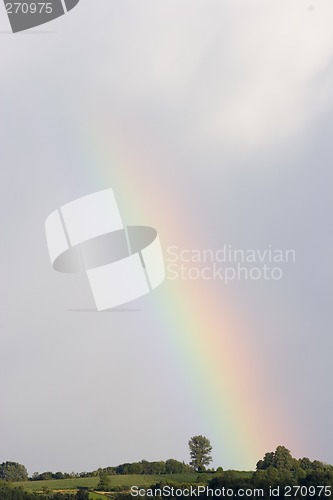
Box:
[126, 462, 144, 474]
[53, 471, 65, 480]
[312, 460, 329, 470]
[256, 452, 274, 470]
[148, 461, 166, 474]
[188, 435, 212, 472]
[0, 461, 28, 482]
[298, 457, 313, 470]
[302, 466, 333, 486]
[273, 446, 294, 470]
[115, 463, 129, 474]
[97, 472, 111, 491]
[257, 446, 296, 472]
[165, 459, 190, 474]
[37, 472, 53, 480]
[140, 460, 150, 475]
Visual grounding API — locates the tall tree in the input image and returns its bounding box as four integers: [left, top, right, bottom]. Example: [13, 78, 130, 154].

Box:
[188, 435, 212, 471]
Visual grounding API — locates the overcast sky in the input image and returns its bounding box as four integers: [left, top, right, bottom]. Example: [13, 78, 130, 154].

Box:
[1, 0, 333, 473]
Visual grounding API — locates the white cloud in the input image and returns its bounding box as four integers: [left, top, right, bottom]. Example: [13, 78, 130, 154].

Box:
[3, 0, 333, 157]
[81, 0, 333, 155]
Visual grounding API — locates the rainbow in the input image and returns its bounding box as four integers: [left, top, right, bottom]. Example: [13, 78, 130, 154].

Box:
[58, 109, 291, 470]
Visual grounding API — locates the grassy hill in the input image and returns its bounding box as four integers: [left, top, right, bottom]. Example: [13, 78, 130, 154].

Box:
[14, 473, 200, 492]
[13, 472, 252, 493]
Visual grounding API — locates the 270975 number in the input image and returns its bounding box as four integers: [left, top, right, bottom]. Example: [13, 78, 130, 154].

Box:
[284, 485, 331, 497]
[5, 3, 53, 14]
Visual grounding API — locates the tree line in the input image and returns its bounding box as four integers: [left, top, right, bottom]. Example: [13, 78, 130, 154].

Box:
[30, 458, 193, 481]
[1, 440, 333, 499]
[142, 446, 333, 500]
[0, 436, 210, 482]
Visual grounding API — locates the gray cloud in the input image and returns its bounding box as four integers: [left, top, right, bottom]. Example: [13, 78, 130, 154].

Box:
[1, 0, 333, 472]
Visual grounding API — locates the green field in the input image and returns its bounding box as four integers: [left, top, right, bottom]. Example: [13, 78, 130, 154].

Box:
[14, 473, 202, 492]
[15, 476, 99, 491]
[14, 472, 252, 494]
